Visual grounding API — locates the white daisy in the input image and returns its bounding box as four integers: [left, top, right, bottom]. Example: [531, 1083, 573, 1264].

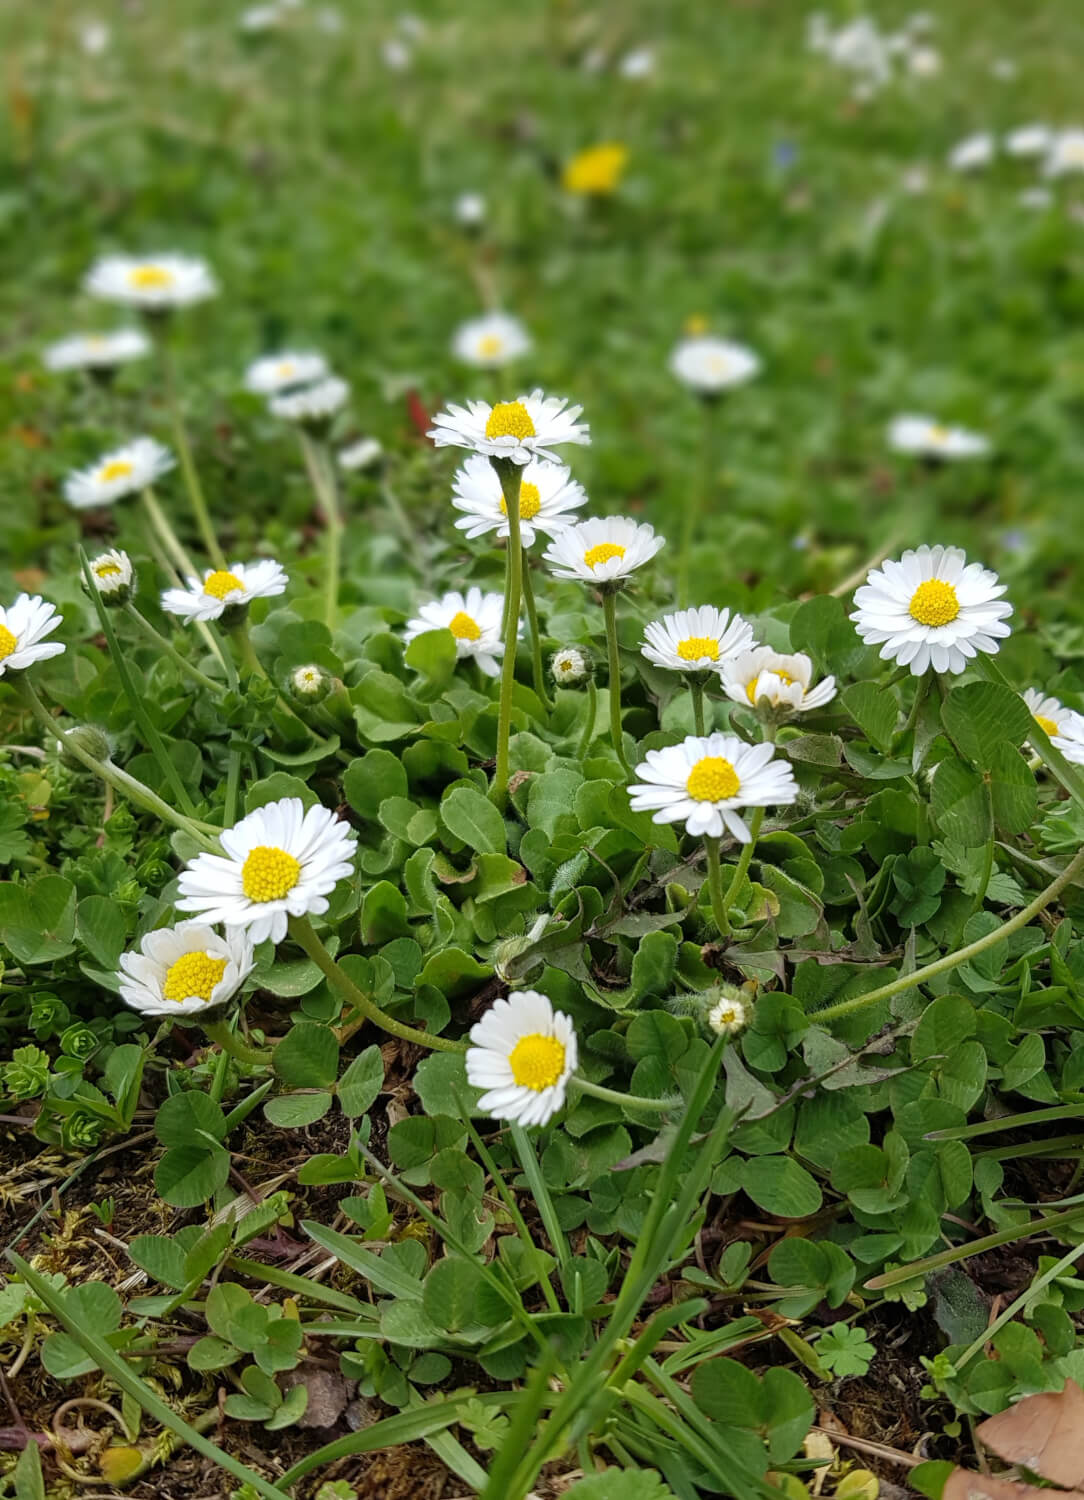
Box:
[0, 595, 65, 677]
[641, 606, 755, 675]
[118, 922, 255, 1019]
[669, 336, 760, 395]
[79, 19, 110, 54]
[403, 587, 510, 678]
[177, 797, 357, 945]
[544, 517, 664, 586]
[338, 437, 383, 471]
[43, 329, 150, 372]
[1005, 124, 1052, 158]
[87, 549, 134, 604]
[948, 133, 995, 171]
[466, 991, 578, 1129]
[1022, 688, 1074, 741]
[850, 544, 1012, 676]
[161, 560, 288, 624]
[1019, 187, 1054, 210]
[452, 312, 532, 369]
[887, 415, 990, 460]
[722, 647, 837, 713]
[708, 993, 747, 1036]
[454, 192, 486, 227]
[451, 454, 586, 549]
[244, 351, 328, 395]
[428, 389, 590, 467]
[619, 46, 656, 79]
[907, 44, 941, 76]
[1044, 128, 1084, 177]
[84, 253, 217, 310]
[63, 436, 175, 510]
[1052, 712, 1084, 766]
[381, 37, 411, 69]
[239, 4, 283, 31]
[628, 733, 798, 844]
[551, 646, 591, 686]
[268, 376, 349, 423]
[289, 663, 331, 702]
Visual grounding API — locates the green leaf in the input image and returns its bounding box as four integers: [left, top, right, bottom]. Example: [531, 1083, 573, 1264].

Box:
[361, 881, 411, 943]
[76, 894, 128, 968]
[930, 756, 991, 847]
[244, 773, 318, 813]
[789, 595, 867, 675]
[987, 741, 1038, 834]
[154, 1146, 231, 1207]
[626, 1010, 688, 1063]
[154, 1091, 227, 1148]
[422, 1256, 486, 1333]
[412, 1051, 478, 1117]
[273, 1023, 340, 1089]
[841, 681, 897, 753]
[343, 750, 409, 818]
[941, 682, 1032, 768]
[439, 786, 506, 855]
[129, 1235, 189, 1290]
[740, 1156, 822, 1218]
[0, 875, 77, 963]
[264, 1091, 333, 1127]
[13, 1440, 45, 1500]
[337, 1045, 385, 1116]
[563, 1470, 677, 1499]
[404, 628, 458, 685]
[188, 1336, 242, 1372]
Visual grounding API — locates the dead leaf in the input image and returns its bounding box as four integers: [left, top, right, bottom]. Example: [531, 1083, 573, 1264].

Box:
[281, 1366, 352, 1429]
[977, 1379, 1084, 1487]
[944, 1471, 1084, 1500]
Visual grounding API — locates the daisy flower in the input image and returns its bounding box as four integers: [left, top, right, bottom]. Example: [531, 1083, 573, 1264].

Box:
[338, 437, 383, 471]
[887, 415, 990, 460]
[1052, 712, 1084, 766]
[1022, 689, 1074, 741]
[707, 992, 748, 1036]
[244, 351, 328, 395]
[84, 253, 217, 310]
[1044, 128, 1084, 177]
[551, 646, 592, 686]
[562, 143, 629, 195]
[628, 733, 798, 843]
[43, 329, 150, 372]
[466, 991, 578, 1128]
[641, 606, 755, 674]
[1005, 123, 1052, 158]
[87, 549, 135, 605]
[619, 46, 656, 79]
[177, 797, 357, 945]
[428, 389, 590, 466]
[455, 192, 486, 228]
[118, 922, 255, 1019]
[0, 595, 65, 677]
[161, 561, 288, 624]
[452, 454, 586, 548]
[452, 312, 532, 369]
[63, 436, 175, 510]
[269, 376, 350, 423]
[850, 544, 1012, 676]
[403, 587, 510, 678]
[288, 663, 331, 703]
[543, 517, 665, 586]
[669, 336, 761, 395]
[722, 647, 837, 713]
[947, 133, 995, 171]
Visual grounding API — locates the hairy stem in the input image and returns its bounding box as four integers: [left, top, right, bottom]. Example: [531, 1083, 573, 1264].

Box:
[603, 589, 633, 777]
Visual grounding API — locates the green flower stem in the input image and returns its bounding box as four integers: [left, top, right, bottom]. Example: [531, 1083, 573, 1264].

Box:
[520, 558, 551, 710]
[202, 1019, 272, 1068]
[491, 458, 524, 808]
[161, 341, 227, 570]
[602, 588, 633, 778]
[816, 842, 1084, 1026]
[689, 677, 706, 735]
[123, 603, 225, 696]
[288, 914, 464, 1053]
[576, 678, 598, 758]
[231, 618, 269, 681]
[299, 431, 344, 632]
[677, 395, 717, 608]
[720, 805, 764, 918]
[573, 1076, 678, 1112]
[140, 485, 195, 575]
[704, 837, 731, 938]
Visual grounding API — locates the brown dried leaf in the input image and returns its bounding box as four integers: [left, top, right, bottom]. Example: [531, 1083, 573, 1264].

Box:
[977, 1379, 1084, 1487]
[944, 1471, 1084, 1500]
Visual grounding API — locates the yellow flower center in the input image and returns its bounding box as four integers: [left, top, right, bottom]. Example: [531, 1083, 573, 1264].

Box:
[0, 624, 17, 662]
[684, 315, 708, 336]
[499, 481, 541, 521]
[98, 459, 134, 483]
[686, 755, 741, 802]
[485, 400, 536, 441]
[203, 570, 245, 601]
[128, 264, 173, 289]
[95, 562, 123, 578]
[677, 636, 719, 663]
[162, 950, 228, 1004]
[508, 1033, 567, 1091]
[448, 611, 482, 641]
[276, 361, 294, 377]
[928, 425, 950, 444]
[563, 143, 629, 195]
[478, 334, 504, 358]
[241, 845, 302, 902]
[909, 579, 960, 627]
[746, 668, 795, 703]
[583, 542, 626, 571]
[1034, 714, 1059, 737]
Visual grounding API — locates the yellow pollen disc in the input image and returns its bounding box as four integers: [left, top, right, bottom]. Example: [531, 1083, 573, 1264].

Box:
[677, 636, 719, 663]
[485, 400, 536, 441]
[685, 315, 708, 336]
[746, 668, 795, 703]
[1034, 714, 1059, 737]
[448, 610, 482, 641]
[499, 481, 541, 520]
[162, 950, 228, 1004]
[928, 425, 950, 443]
[508, 1033, 566, 1091]
[242, 845, 302, 903]
[583, 542, 626, 570]
[98, 459, 134, 483]
[477, 334, 503, 358]
[128, 264, 173, 288]
[687, 755, 741, 802]
[203, 570, 245, 601]
[0, 624, 17, 662]
[95, 562, 123, 578]
[909, 579, 960, 627]
[277, 361, 294, 376]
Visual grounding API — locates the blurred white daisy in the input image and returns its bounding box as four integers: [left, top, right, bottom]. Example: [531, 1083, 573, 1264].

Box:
[1044, 129, 1084, 177]
[851, 544, 1012, 676]
[63, 436, 175, 510]
[338, 437, 383, 471]
[544, 517, 664, 585]
[44, 329, 150, 372]
[79, 19, 110, 54]
[244, 351, 328, 395]
[161, 561, 288, 624]
[901, 166, 930, 194]
[619, 46, 656, 79]
[628, 733, 798, 843]
[722, 647, 836, 712]
[990, 58, 1018, 80]
[178, 797, 356, 945]
[551, 646, 591, 686]
[466, 991, 578, 1128]
[428, 390, 590, 466]
[708, 993, 747, 1036]
[1005, 124, 1052, 158]
[239, 4, 282, 31]
[1022, 688, 1073, 741]
[87, 549, 134, 604]
[670, 336, 760, 395]
[118, 922, 255, 1019]
[455, 192, 486, 227]
[84, 253, 217, 309]
[887, 415, 990, 459]
[1052, 712, 1084, 766]
[269, 376, 349, 423]
[452, 312, 532, 369]
[451, 454, 586, 548]
[0, 595, 65, 677]
[907, 45, 941, 76]
[403, 587, 509, 678]
[1019, 187, 1054, 210]
[641, 606, 755, 674]
[948, 133, 995, 171]
[381, 37, 411, 69]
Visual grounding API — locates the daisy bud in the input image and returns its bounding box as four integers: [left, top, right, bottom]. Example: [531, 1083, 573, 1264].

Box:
[287, 662, 332, 704]
[85, 549, 135, 606]
[494, 934, 544, 985]
[703, 985, 749, 1037]
[59, 724, 113, 767]
[550, 646, 593, 687]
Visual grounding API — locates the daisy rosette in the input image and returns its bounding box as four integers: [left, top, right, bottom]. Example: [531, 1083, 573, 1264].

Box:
[86, 549, 135, 606]
[669, 336, 761, 396]
[269, 375, 350, 424]
[628, 732, 798, 843]
[177, 797, 357, 945]
[544, 516, 665, 588]
[403, 587, 510, 678]
[244, 351, 329, 395]
[63, 436, 175, 510]
[0, 595, 65, 678]
[887, 415, 990, 460]
[118, 922, 255, 1019]
[562, 143, 629, 196]
[44, 329, 150, 373]
[428, 389, 590, 467]
[452, 453, 586, 549]
[641, 606, 755, 676]
[466, 990, 578, 1128]
[452, 312, 532, 370]
[161, 560, 288, 625]
[84, 253, 218, 310]
[722, 646, 837, 714]
[851, 544, 1012, 676]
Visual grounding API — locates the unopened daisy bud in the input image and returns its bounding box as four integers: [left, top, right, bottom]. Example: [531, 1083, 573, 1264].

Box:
[494, 934, 544, 985]
[288, 663, 331, 704]
[85, 549, 135, 605]
[550, 646, 593, 687]
[704, 986, 748, 1037]
[59, 724, 113, 768]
